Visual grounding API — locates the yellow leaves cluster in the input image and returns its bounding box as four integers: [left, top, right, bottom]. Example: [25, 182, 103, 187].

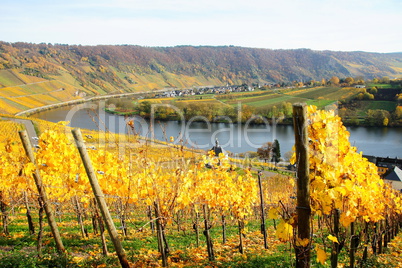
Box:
[262, 175, 295, 206]
[177, 152, 258, 219]
[304, 105, 402, 227]
[0, 137, 30, 200]
[2, 122, 257, 228]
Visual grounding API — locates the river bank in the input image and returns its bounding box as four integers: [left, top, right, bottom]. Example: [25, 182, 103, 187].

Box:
[30, 102, 402, 158]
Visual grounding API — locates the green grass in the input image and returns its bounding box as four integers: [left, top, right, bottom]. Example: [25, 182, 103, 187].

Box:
[288, 86, 361, 101]
[306, 99, 336, 108]
[1, 202, 401, 268]
[0, 210, 288, 267]
[219, 253, 293, 268]
[353, 101, 397, 117]
[366, 83, 392, 89]
[224, 94, 293, 107]
[364, 100, 397, 111]
[0, 251, 77, 268]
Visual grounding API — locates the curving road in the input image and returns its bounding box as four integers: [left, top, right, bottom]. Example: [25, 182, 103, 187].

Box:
[1, 117, 38, 146]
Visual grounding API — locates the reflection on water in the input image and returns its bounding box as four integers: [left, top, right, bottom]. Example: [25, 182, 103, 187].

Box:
[31, 102, 402, 158]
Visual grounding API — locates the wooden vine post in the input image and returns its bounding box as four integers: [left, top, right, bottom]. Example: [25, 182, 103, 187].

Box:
[194, 209, 200, 247]
[154, 202, 168, 267]
[221, 214, 227, 244]
[203, 204, 215, 261]
[330, 209, 340, 268]
[238, 220, 244, 254]
[349, 222, 356, 268]
[23, 191, 35, 235]
[292, 104, 311, 268]
[257, 171, 268, 249]
[72, 128, 130, 268]
[19, 130, 65, 253]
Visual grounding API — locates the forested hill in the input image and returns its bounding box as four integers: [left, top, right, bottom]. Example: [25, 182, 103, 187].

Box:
[1, 42, 402, 97]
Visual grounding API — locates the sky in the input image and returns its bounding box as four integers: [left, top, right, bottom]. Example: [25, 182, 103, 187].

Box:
[1, 0, 401, 53]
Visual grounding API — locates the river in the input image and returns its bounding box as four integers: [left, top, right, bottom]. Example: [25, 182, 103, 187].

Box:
[30, 101, 402, 158]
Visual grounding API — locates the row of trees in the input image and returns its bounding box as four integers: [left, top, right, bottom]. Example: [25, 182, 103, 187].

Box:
[106, 98, 294, 124]
[339, 108, 402, 127]
[108, 96, 402, 127]
[272, 76, 399, 89]
[106, 98, 296, 124]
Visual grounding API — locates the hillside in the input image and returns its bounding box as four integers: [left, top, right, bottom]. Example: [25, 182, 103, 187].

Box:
[1, 41, 401, 114]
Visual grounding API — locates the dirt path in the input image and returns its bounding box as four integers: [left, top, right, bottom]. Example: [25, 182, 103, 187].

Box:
[1, 117, 38, 146]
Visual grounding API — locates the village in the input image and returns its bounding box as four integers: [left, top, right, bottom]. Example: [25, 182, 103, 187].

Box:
[153, 84, 259, 98]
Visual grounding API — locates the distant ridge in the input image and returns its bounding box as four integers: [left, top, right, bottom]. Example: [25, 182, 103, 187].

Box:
[0, 42, 401, 104]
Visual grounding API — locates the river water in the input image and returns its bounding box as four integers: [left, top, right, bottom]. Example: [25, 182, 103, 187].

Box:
[30, 102, 402, 158]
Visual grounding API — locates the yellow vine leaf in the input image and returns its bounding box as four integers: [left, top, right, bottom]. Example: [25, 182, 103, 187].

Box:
[276, 219, 293, 242]
[289, 178, 295, 187]
[295, 238, 310, 247]
[328, 234, 339, 243]
[268, 207, 280, 219]
[289, 146, 296, 165]
[315, 244, 327, 265]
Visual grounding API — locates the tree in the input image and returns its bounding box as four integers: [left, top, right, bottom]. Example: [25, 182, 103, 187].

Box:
[139, 101, 152, 117]
[239, 105, 255, 123]
[272, 139, 281, 165]
[257, 142, 273, 163]
[329, 76, 340, 85]
[284, 150, 293, 162]
[380, 76, 390, 84]
[394, 106, 402, 119]
[366, 109, 391, 126]
[345, 77, 354, 85]
[281, 102, 293, 118]
[369, 87, 378, 94]
[363, 92, 374, 100]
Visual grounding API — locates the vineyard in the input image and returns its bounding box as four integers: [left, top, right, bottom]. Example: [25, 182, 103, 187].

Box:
[0, 105, 401, 267]
[0, 70, 83, 115]
[219, 86, 363, 109]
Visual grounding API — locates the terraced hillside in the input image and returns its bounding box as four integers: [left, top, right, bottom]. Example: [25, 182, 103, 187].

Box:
[1, 42, 401, 114]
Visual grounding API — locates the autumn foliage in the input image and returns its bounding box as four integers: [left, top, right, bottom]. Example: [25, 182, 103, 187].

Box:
[0, 106, 401, 267]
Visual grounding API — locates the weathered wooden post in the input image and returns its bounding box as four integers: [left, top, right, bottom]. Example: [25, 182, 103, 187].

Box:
[330, 209, 340, 268]
[292, 103, 311, 268]
[72, 128, 130, 268]
[221, 214, 227, 244]
[154, 202, 168, 267]
[19, 130, 65, 253]
[350, 222, 356, 268]
[203, 204, 215, 261]
[258, 171, 268, 249]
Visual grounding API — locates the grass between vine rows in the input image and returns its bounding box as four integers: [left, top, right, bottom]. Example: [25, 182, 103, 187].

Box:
[0, 210, 401, 267]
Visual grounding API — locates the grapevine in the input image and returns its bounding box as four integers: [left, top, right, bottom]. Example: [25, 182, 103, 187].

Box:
[0, 109, 400, 267]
